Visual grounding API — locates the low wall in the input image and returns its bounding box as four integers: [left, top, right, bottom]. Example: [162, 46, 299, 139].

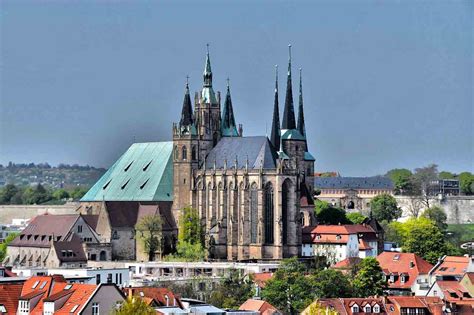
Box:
[395, 196, 474, 224]
[0, 203, 79, 224]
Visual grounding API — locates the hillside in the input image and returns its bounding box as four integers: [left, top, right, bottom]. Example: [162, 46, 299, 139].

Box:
[0, 162, 106, 189]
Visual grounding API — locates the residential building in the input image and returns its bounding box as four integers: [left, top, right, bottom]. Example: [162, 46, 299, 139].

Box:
[239, 299, 281, 314]
[301, 224, 380, 263]
[0, 283, 22, 314]
[124, 287, 183, 309]
[460, 272, 474, 296]
[429, 255, 471, 283]
[315, 296, 444, 315]
[80, 46, 316, 261]
[16, 275, 125, 314]
[5, 214, 111, 268]
[426, 280, 474, 314]
[314, 176, 394, 213]
[376, 252, 433, 296]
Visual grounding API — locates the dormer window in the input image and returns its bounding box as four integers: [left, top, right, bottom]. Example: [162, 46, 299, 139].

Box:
[316, 234, 321, 240]
[364, 305, 371, 313]
[352, 305, 359, 313]
[390, 275, 395, 282]
[373, 305, 380, 313]
[336, 234, 341, 240]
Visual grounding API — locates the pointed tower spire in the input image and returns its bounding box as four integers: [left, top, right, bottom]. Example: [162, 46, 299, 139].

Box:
[179, 76, 193, 127]
[203, 43, 212, 87]
[221, 78, 239, 137]
[270, 65, 281, 149]
[297, 68, 307, 149]
[282, 44, 296, 130]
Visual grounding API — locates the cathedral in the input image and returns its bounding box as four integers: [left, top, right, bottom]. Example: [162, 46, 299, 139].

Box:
[80, 46, 316, 261]
[172, 46, 315, 260]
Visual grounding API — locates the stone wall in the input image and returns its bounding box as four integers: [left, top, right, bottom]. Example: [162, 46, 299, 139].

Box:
[0, 203, 79, 224]
[395, 196, 474, 224]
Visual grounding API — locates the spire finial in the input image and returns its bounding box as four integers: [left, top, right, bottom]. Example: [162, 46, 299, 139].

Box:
[282, 45, 296, 130]
[288, 44, 292, 61]
[275, 65, 278, 91]
[186, 75, 189, 88]
[227, 77, 230, 90]
[206, 43, 210, 54]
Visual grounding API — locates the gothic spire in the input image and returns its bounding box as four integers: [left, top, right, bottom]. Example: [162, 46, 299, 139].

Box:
[221, 78, 239, 137]
[282, 44, 296, 130]
[179, 76, 193, 127]
[203, 43, 212, 87]
[270, 65, 281, 149]
[297, 68, 307, 149]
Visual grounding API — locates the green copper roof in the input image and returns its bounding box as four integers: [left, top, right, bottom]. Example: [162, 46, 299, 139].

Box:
[304, 151, 316, 161]
[280, 129, 305, 140]
[201, 87, 218, 104]
[81, 142, 173, 202]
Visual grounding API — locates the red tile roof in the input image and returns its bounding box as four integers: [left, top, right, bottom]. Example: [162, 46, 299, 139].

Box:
[252, 272, 274, 288]
[0, 283, 23, 314]
[377, 252, 433, 289]
[54, 284, 97, 315]
[302, 224, 377, 244]
[432, 256, 469, 276]
[331, 257, 362, 272]
[435, 280, 473, 303]
[19, 275, 67, 314]
[125, 287, 183, 308]
[239, 299, 280, 314]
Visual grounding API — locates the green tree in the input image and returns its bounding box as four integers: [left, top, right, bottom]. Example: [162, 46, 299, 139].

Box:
[309, 269, 353, 298]
[303, 301, 339, 315]
[439, 171, 456, 179]
[421, 206, 448, 231]
[402, 217, 447, 264]
[315, 200, 350, 225]
[370, 194, 401, 223]
[135, 214, 163, 261]
[21, 184, 52, 204]
[70, 187, 88, 200]
[113, 295, 155, 315]
[459, 172, 474, 195]
[208, 269, 254, 309]
[0, 232, 19, 261]
[0, 184, 19, 204]
[386, 169, 413, 195]
[52, 189, 70, 200]
[346, 212, 366, 224]
[352, 257, 385, 297]
[262, 257, 314, 313]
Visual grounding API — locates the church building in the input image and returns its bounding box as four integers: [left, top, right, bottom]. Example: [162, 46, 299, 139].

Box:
[80, 46, 316, 261]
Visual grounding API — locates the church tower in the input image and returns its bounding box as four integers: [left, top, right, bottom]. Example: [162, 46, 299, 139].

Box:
[172, 78, 200, 222]
[194, 45, 222, 161]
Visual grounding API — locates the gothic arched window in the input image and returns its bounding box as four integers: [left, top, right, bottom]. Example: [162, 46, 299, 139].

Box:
[250, 183, 258, 244]
[182, 146, 187, 160]
[281, 179, 292, 245]
[264, 182, 274, 244]
[174, 145, 178, 160]
[192, 145, 197, 160]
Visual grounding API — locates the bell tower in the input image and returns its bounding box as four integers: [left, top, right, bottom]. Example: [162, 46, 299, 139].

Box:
[194, 44, 222, 161]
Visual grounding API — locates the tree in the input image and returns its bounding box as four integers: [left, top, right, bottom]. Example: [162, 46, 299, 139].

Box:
[370, 194, 401, 223]
[262, 257, 314, 313]
[352, 257, 385, 297]
[0, 232, 19, 261]
[0, 184, 19, 204]
[459, 172, 474, 195]
[411, 164, 438, 207]
[70, 187, 88, 200]
[302, 301, 339, 315]
[21, 184, 52, 205]
[402, 217, 447, 264]
[178, 206, 202, 245]
[208, 269, 254, 309]
[52, 189, 69, 200]
[135, 214, 163, 261]
[113, 295, 155, 315]
[346, 212, 366, 224]
[439, 171, 456, 179]
[309, 269, 353, 298]
[421, 206, 448, 231]
[386, 169, 413, 195]
[315, 200, 350, 225]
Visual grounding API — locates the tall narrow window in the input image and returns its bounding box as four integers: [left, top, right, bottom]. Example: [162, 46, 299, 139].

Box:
[264, 183, 274, 244]
[192, 146, 197, 160]
[281, 180, 291, 245]
[182, 146, 187, 160]
[250, 183, 258, 243]
[174, 146, 178, 160]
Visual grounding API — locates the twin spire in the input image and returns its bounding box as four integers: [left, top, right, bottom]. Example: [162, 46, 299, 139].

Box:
[270, 45, 308, 150]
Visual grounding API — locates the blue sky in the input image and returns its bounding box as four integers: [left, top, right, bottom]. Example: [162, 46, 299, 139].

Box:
[0, 0, 472, 176]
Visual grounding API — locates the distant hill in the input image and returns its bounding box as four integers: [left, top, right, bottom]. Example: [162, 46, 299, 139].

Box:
[0, 162, 106, 188]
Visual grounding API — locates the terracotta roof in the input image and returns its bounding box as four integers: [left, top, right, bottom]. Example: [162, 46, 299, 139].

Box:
[125, 287, 183, 308]
[239, 299, 279, 314]
[19, 275, 67, 314]
[332, 257, 362, 271]
[435, 280, 473, 302]
[466, 272, 474, 283]
[359, 239, 373, 250]
[252, 272, 274, 288]
[387, 296, 444, 315]
[432, 256, 469, 276]
[0, 283, 23, 314]
[54, 283, 97, 315]
[377, 252, 433, 289]
[303, 224, 377, 245]
[43, 289, 74, 302]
